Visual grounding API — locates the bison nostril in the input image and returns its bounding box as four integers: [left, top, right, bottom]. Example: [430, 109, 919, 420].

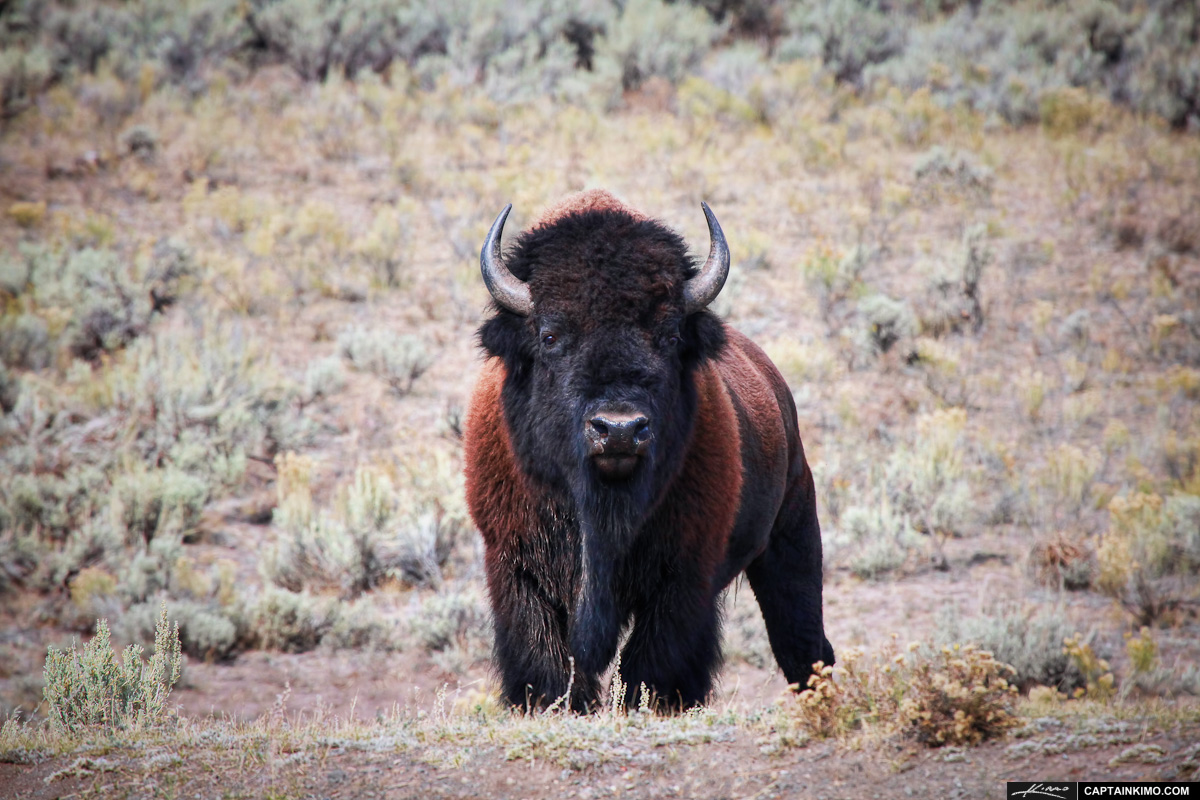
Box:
[586, 412, 651, 458]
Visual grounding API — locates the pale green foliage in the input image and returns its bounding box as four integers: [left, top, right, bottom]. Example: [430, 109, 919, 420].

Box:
[912, 148, 993, 206]
[116, 598, 241, 661]
[100, 318, 303, 486]
[886, 408, 972, 537]
[112, 467, 209, 545]
[0, 44, 53, 119]
[249, 0, 406, 81]
[779, 0, 905, 86]
[338, 325, 431, 396]
[42, 604, 182, 733]
[6, 0, 1196, 129]
[919, 223, 990, 336]
[597, 0, 722, 91]
[323, 597, 401, 650]
[248, 587, 340, 652]
[242, 586, 400, 653]
[830, 409, 973, 579]
[1099, 492, 1200, 625]
[352, 205, 409, 288]
[859, 0, 1198, 129]
[44, 0, 249, 85]
[400, 0, 610, 102]
[249, 0, 609, 102]
[302, 356, 346, 402]
[265, 464, 462, 596]
[0, 240, 191, 366]
[936, 603, 1087, 693]
[0, 314, 303, 610]
[409, 586, 492, 673]
[265, 509, 377, 597]
[1127, 0, 1200, 128]
[838, 498, 919, 580]
[856, 293, 917, 356]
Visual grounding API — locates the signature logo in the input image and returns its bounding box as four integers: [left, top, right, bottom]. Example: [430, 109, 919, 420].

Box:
[1012, 785, 1071, 799]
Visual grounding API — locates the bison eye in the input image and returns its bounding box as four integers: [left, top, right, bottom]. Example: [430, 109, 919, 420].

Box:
[541, 332, 557, 348]
[668, 334, 681, 347]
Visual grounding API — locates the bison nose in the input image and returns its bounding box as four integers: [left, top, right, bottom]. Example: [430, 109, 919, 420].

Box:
[585, 412, 651, 457]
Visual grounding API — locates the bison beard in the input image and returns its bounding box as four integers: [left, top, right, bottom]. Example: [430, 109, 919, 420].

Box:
[464, 190, 835, 711]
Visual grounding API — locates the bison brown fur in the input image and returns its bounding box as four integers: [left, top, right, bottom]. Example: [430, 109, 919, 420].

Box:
[464, 190, 834, 711]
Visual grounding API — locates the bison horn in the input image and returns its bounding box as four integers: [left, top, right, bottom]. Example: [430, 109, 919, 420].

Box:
[683, 202, 730, 314]
[480, 204, 533, 317]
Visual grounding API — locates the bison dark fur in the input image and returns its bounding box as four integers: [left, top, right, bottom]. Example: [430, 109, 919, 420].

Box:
[464, 190, 834, 711]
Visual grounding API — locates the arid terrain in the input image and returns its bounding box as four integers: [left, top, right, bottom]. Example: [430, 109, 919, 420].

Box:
[1, 1, 1199, 797]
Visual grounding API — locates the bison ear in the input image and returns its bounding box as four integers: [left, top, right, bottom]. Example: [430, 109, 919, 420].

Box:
[479, 312, 532, 366]
[683, 310, 726, 363]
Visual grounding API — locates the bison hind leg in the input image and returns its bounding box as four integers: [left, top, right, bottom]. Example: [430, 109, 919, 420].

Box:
[744, 479, 833, 692]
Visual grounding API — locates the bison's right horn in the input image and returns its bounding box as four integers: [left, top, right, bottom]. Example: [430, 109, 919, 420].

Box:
[683, 202, 730, 314]
[480, 204, 533, 317]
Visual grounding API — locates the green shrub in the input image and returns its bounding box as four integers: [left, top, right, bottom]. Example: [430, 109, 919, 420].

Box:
[302, 355, 346, 403]
[112, 467, 209, 545]
[0, 239, 193, 364]
[836, 498, 920, 580]
[829, 409, 973, 578]
[936, 603, 1088, 693]
[265, 464, 459, 595]
[117, 535, 184, 603]
[597, 0, 722, 91]
[1099, 491, 1200, 625]
[886, 408, 972, 537]
[1127, 0, 1200, 129]
[248, 0, 406, 81]
[0, 530, 41, 595]
[249, 0, 607, 98]
[247, 587, 338, 653]
[409, 586, 491, 672]
[118, 599, 243, 662]
[917, 224, 992, 337]
[0, 312, 305, 623]
[42, 603, 181, 733]
[323, 598, 401, 650]
[912, 147, 993, 206]
[338, 325, 431, 396]
[43, 0, 249, 86]
[856, 293, 917, 356]
[0, 45, 52, 120]
[0, 312, 52, 371]
[780, 0, 905, 86]
[407, 0, 610, 102]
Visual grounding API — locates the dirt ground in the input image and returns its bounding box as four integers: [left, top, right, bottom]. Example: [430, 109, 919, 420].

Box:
[2, 709, 1197, 800]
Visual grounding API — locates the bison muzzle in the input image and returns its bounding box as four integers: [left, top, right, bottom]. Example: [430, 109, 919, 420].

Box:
[464, 190, 834, 711]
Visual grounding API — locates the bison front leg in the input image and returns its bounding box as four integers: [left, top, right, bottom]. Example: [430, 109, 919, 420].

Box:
[618, 579, 722, 711]
[488, 566, 602, 712]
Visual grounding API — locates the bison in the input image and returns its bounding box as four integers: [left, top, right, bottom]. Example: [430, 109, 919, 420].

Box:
[464, 190, 833, 711]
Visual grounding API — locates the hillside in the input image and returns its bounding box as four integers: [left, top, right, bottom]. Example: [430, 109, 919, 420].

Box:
[1, 1, 1199, 796]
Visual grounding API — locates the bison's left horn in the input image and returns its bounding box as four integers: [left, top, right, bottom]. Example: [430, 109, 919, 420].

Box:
[480, 204, 533, 317]
[683, 202, 730, 314]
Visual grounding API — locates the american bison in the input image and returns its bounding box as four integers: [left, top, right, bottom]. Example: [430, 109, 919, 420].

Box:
[464, 190, 833, 711]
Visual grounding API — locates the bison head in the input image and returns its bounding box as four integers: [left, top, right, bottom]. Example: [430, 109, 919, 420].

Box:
[479, 197, 728, 514]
